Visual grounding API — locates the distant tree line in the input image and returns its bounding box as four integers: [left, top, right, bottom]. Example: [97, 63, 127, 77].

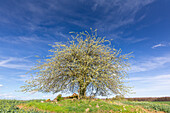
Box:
[125, 97, 170, 101]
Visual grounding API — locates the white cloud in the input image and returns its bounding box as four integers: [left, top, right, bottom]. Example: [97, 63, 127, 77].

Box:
[0, 58, 13, 65]
[0, 0, 156, 36]
[0, 36, 52, 44]
[93, 0, 155, 31]
[0, 84, 3, 87]
[19, 75, 27, 78]
[0, 93, 17, 99]
[152, 42, 170, 49]
[0, 57, 33, 70]
[129, 74, 170, 81]
[0, 93, 35, 100]
[130, 55, 170, 73]
[42, 94, 58, 98]
[125, 37, 148, 43]
[0, 91, 73, 100]
[14, 75, 31, 82]
[121, 37, 148, 43]
[29, 90, 38, 94]
[55, 32, 69, 39]
[129, 74, 170, 97]
[152, 43, 166, 48]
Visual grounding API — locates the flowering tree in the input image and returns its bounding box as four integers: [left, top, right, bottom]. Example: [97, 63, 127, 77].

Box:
[21, 29, 132, 99]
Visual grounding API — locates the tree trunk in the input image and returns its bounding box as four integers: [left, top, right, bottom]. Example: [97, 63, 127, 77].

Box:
[79, 88, 86, 98]
[78, 83, 87, 99]
[78, 81, 90, 99]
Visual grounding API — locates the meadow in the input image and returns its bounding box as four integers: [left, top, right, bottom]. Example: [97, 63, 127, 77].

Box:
[1, 99, 170, 113]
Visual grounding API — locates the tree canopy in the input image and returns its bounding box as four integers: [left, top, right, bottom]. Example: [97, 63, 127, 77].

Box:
[21, 29, 132, 98]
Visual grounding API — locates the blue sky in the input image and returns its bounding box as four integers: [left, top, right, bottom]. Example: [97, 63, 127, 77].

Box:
[0, 0, 170, 100]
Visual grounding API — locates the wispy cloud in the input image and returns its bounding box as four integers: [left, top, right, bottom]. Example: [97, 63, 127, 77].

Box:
[152, 43, 166, 48]
[19, 75, 27, 78]
[93, 0, 155, 31]
[129, 74, 170, 81]
[0, 91, 72, 100]
[15, 75, 31, 82]
[0, 36, 53, 44]
[124, 37, 148, 43]
[129, 74, 170, 97]
[0, 93, 17, 99]
[0, 57, 33, 70]
[130, 55, 170, 73]
[107, 32, 148, 44]
[152, 42, 170, 49]
[55, 32, 69, 39]
[0, 84, 3, 87]
[121, 37, 148, 43]
[0, 0, 156, 36]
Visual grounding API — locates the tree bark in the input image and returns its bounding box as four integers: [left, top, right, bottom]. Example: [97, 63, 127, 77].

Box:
[79, 87, 86, 98]
[78, 82, 88, 99]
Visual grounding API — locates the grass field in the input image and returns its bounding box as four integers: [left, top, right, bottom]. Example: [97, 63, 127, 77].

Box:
[0, 99, 170, 113]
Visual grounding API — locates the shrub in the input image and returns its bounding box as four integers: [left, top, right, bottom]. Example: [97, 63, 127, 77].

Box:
[115, 95, 125, 100]
[56, 94, 64, 101]
[45, 99, 51, 102]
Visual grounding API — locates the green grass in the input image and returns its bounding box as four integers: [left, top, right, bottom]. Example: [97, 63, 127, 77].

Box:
[121, 100, 170, 113]
[25, 99, 143, 113]
[1, 99, 169, 113]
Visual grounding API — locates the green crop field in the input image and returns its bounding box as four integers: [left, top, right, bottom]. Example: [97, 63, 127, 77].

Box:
[0, 99, 170, 113]
[151, 101, 170, 105]
[0, 99, 46, 113]
[121, 100, 170, 113]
